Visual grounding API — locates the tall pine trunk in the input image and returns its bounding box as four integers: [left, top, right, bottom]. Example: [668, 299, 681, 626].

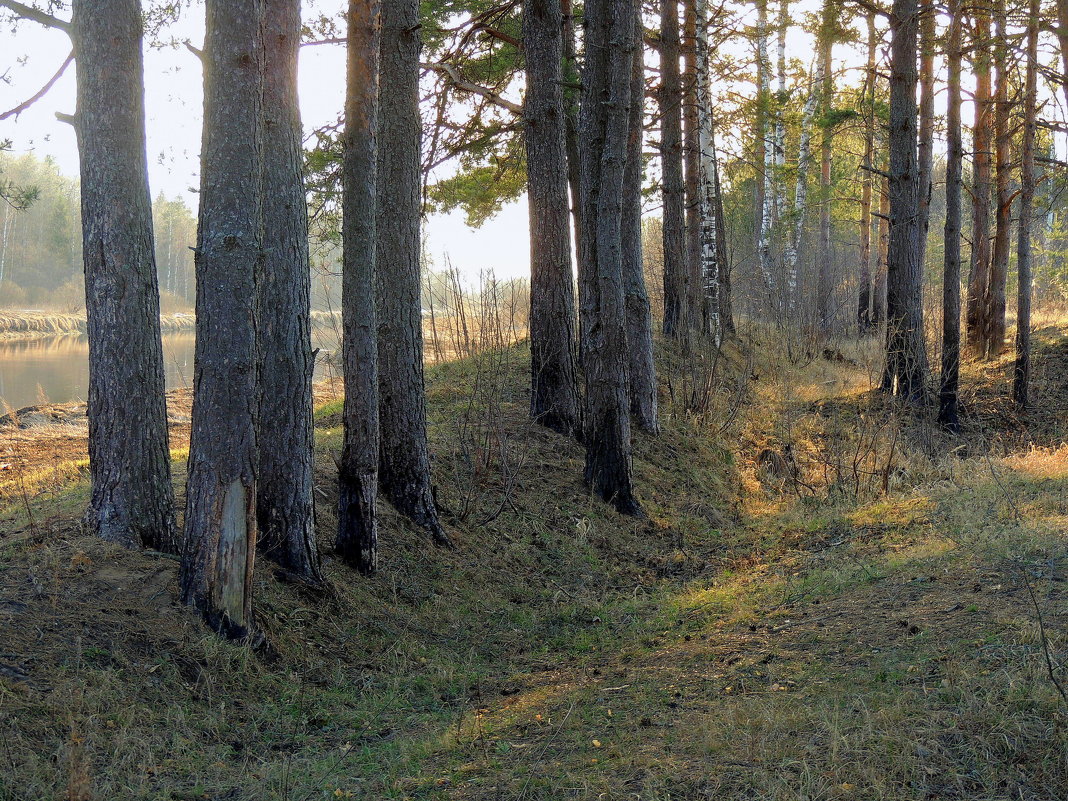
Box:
[182, 0, 264, 639]
[579, 0, 642, 515]
[939, 0, 963, 432]
[966, 9, 992, 351]
[622, 12, 659, 432]
[884, 0, 928, 401]
[660, 0, 688, 341]
[525, 0, 580, 437]
[1014, 0, 1039, 407]
[71, 0, 176, 553]
[916, 0, 934, 273]
[257, 0, 320, 582]
[986, 0, 1010, 357]
[337, 0, 382, 573]
[815, 0, 834, 333]
[857, 11, 877, 334]
[376, 0, 451, 546]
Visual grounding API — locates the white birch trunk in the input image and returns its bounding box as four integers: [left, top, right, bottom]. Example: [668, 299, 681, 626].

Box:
[774, 0, 788, 220]
[696, 0, 720, 344]
[781, 55, 822, 311]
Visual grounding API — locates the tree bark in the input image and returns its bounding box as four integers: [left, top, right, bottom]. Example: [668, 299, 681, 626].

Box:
[683, 0, 702, 330]
[1014, 0, 1039, 407]
[337, 0, 382, 574]
[660, 0, 688, 341]
[376, 0, 451, 546]
[986, 0, 1010, 357]
[713, 122, 735, 336]
[857, 11, 877, 334]
[916, 0, 934, 273]
[755, 0, 776, 298]
[256, 0, 321, 582]
[884, 0, 928, 401]
[966, 8, 992, 351]
[525, 0, 580, 437]
[182, 0, 263, 639]
[873, 183, 889, 328]
[695, 0, 720, 343]
[578, 0, 641, 515]
[939, 0, 962, 432]
[622, 10, 659, 432]
[816, 0, 834, 332]
[70, 0, 176, 553]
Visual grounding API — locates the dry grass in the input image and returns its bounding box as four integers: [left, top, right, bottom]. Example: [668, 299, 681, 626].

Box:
[1, 322, 1068, 800]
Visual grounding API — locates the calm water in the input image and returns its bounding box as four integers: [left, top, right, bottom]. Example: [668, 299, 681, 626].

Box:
[0, 329, 342, 410]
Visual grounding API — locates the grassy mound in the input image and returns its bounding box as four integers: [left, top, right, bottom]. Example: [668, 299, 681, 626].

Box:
[2, 334, 1067, 800]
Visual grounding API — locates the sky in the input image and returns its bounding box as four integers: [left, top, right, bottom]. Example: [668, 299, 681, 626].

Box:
[0, 3, 532, 282]
[3, 1, 1065, 285]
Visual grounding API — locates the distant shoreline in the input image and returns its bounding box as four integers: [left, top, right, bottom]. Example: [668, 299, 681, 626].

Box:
[0, 309, 342, 340]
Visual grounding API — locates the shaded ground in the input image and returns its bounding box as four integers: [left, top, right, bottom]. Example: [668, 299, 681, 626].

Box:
[1, 334, 1067, 800]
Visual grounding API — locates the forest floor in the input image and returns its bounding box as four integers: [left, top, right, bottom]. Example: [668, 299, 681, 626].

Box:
[1, 324, 1067, 800]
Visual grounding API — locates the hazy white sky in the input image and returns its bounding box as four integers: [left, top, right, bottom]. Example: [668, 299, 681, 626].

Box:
[0, 4, 532, 281]
[3, 1, 1061, 285]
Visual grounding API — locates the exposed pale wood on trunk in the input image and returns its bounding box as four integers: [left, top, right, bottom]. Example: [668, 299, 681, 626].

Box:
[182, 0, 264, 639]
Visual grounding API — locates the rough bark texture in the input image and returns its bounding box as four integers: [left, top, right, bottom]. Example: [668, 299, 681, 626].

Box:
[815, 1, 834, 333]
[858, 11, 877, 334]
[622, 14, 659, 432]
[338, 0, 382, 574]
[939, 0, 962, 432]
[966, 9, 992, 350]
[376, 0, 451, 546]
[660, 0, 688, 341]
[256, 0, 320, 582]
[525, 0, 580, 437]
[884, 0, 928, 401]
[578, 0, 641, 515]
[916, 0, 934, 273]
[873, 185, 889, 328]
[1058, 0, 1068, 111]
[562, 0, 584, 260]
[181, 0, 263, 639]
[986, 0, 1010, 357]
[71, 0, 176, 553]
[1014, 0, 1039, 407]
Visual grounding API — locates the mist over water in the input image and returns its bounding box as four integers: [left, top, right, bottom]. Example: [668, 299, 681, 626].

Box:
[0, 328, 341, 410]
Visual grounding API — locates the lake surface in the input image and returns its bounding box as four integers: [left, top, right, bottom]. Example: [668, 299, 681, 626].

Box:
[0, 328, 342, 410]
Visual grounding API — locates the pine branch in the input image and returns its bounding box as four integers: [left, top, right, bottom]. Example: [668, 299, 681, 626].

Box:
[0, 0, 71, 34]
[0, 49, 72, 120]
